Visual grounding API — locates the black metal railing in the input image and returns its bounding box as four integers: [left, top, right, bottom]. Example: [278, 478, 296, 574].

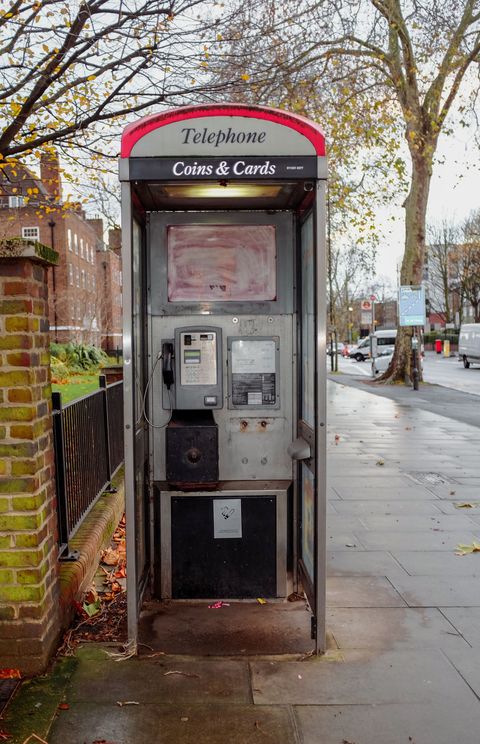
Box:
[53, 376, 124, 560]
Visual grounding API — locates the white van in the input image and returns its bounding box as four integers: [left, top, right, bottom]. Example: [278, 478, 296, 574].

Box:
[349, 329, 397, 362]
[371, 329, 397, 358]
[458, 323, 480, 368]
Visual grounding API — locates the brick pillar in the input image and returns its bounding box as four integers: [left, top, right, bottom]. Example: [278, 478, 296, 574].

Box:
[0, 240, 60, 676]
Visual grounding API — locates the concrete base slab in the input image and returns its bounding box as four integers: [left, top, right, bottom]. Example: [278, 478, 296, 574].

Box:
[138, 600, 316, 656]
[296, 700, 480, 744]
[49, 702, 298, 744]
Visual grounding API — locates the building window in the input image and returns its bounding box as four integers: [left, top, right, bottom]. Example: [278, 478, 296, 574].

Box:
[80, 238, 84, 258]
[68, 263, 73, 286]
[9, 195, 24, 208]
[21, 226, 40, 240]
[81, 269, 85, 288]
[74, 233, 78, 255]
[76, 266, 80, 287]
[68, 229, 72, 251]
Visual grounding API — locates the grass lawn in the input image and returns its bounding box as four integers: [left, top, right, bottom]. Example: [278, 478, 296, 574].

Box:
[52, 374, 100, 404]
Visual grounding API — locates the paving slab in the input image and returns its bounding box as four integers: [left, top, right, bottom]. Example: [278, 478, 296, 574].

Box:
[326, 515, 368, 532]
[327, 607, 469, 650]
[440, 607, 480, 646]
[392, 550, 480, 576]
[330, 500, 443, 516]
[386, 575, 480, 607]
[69, 655, 252, 705]
[49, 702, 298, 744]
[327, 577, 406, 607]
[295, 700, 480, 744]
[251, 649, 475, 705]
[442, 647, 480, 700]
[358, 514, 477, 531]
[354, 529, 479, 551]
[426, 485, 480, 499]
[325, 533, 366, 550]
[332, 486, 437, 501]
[327, 550, 406, 577]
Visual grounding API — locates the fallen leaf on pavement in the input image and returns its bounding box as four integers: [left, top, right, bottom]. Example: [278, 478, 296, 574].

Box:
[455, 542, 480, 556]
[376, 459, 385, 466]
[58, 703, 69, 710]
[101, 547, 120, 566]
[455, 503, 478, 509]
[0, 669, 20, 679]
[334, 434, 340, 444]
[116, 701, 139, 706]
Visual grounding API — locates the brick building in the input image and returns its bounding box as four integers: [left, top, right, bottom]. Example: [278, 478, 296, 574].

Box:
[0, 153, 122, 351]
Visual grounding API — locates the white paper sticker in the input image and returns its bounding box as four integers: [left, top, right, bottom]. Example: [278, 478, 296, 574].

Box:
[213, 499, 242, 539]
[231, 339, 276, 374]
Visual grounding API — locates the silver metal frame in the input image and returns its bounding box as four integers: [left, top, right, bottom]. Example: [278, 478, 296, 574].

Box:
[159, 484, 289, 599]
[314, 181, 328, 654]
[121, 182, 139, 645]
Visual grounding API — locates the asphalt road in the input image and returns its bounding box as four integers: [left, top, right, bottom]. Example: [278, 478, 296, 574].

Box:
[335, 351, 480, 397]
[328, 351, 480, 429]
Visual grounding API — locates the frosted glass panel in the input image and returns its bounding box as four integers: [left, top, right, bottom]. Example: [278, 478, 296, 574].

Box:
[167, 225, 276, 302]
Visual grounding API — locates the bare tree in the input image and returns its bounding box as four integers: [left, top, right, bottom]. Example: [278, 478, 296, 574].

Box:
[452, 211, 480, 322]
[214, 0, 480, 383]
[425, 221, 461, 325]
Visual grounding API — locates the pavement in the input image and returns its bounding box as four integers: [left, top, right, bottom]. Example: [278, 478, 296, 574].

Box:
[4, 378, 480, 743]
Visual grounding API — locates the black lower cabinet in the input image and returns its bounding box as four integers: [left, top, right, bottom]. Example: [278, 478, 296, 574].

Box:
[171, 495, 276, 598]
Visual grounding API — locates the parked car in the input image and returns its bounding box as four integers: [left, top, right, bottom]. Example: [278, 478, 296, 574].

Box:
[458, 323, 480, 368]
[372, 351, 393, 375]
[326, 341, 346, 356]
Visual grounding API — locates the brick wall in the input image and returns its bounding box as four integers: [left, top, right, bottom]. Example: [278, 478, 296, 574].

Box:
[0, 250, 61, 675]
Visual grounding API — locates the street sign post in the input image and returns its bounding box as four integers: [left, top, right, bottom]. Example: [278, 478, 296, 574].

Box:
[399, 286, 425, 327]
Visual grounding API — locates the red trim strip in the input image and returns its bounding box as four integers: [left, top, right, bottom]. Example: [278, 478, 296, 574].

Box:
[121, 104, 325, 158]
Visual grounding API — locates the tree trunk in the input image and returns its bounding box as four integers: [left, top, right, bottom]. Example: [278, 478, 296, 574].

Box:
[378, 153, 432, 384]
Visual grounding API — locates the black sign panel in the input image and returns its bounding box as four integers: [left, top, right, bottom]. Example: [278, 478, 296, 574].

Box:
[129, 156, 317, 181]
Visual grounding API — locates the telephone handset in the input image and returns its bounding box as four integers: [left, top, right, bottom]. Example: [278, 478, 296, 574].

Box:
[162, 342, 174, 389]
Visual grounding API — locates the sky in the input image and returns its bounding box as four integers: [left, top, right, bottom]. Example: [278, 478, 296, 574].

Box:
[375, 127, 480, 281]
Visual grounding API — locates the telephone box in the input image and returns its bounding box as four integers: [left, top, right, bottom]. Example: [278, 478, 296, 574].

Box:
[120, 104, 327, 652]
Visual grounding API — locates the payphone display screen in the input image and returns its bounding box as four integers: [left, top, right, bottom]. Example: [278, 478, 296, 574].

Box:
[229, 338, 278, 408]
[167, 225, 276, 302]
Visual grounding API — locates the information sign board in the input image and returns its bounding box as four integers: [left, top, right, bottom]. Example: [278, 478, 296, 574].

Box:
[399, 285, 425, 326]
